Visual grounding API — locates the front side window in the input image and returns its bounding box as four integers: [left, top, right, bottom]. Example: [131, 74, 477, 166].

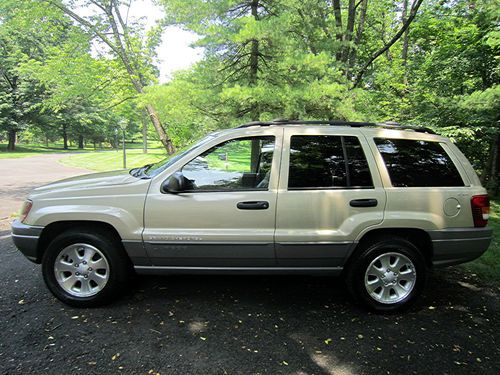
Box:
[288, 135, 373, 189]
[374, 138, 464, 187]
[182, 136, 275, 191]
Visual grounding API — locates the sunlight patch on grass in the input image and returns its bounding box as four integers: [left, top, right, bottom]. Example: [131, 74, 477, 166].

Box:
[59, 148, 167, 172]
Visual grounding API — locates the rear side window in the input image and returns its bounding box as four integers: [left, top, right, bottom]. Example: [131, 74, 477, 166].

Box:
[374, 138, 464, 187]
[288, 135, 373, 189]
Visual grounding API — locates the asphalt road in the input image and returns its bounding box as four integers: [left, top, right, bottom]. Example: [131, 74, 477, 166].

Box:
[0, 154, 499, 374]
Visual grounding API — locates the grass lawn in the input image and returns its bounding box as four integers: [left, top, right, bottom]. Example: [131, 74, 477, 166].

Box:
[462, 198, 500, 284]
[59, 148, 167, 171]
[0, 143, 94, 159]
[0, 141, 164, 160]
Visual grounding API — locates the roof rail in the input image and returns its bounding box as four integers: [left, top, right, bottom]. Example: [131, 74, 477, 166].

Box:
[237, 118, 436, 134]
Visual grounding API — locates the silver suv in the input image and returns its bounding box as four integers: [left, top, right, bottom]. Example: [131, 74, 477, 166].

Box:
[11, 120, 493, 312]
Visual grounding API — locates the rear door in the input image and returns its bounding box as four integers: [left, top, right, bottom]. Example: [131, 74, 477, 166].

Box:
[275, 127, 386, 267]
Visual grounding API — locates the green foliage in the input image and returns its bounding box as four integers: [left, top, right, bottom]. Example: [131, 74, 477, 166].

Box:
[462, 198, 500, 283]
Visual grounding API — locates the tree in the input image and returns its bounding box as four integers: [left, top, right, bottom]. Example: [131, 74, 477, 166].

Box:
[47, 0, 175, 154]
[0, 0, 63, 150]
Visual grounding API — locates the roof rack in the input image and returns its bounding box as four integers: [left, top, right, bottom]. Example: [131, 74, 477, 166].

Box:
[237, 118, 436, 134]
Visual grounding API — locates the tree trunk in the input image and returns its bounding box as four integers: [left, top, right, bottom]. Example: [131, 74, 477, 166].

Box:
[352, 0, 424, 88]
[249, 0, 260, 121]
[145, 104, 174, 154]
[349, 0, 368, 72]
[486, 132, 500, 195]
[342, 0, 357, 66]
[333, 0, 343, 61]
[78, 134, 84, 149]
[250, 0, 259, 88]
[45, 136, 49, 148]
[142, 114, 148, 154]
[401, 0, 410, 87]
[7, 129, 16, 151]
[62, 124, 68, 150]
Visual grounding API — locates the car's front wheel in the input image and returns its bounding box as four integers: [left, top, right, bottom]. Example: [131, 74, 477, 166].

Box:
[42, 229, 129, 307]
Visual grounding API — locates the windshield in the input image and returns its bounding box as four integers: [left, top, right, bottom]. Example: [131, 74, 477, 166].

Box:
[145, 133, 220, 177]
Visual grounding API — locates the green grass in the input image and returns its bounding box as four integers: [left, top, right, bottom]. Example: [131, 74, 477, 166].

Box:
[0, 143, 95, 159]
[59, 148, 167, 171]
[462, 198, 500, 284]
[0, 141, 164, 160]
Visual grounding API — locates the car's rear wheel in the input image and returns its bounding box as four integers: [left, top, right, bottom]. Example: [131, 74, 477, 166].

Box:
[42, 229, 129, 307]
[345, 237, 426, 312]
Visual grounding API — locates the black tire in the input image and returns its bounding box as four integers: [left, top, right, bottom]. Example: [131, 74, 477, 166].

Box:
[42, 228, 130, 307]
[345, 237, 427, 313]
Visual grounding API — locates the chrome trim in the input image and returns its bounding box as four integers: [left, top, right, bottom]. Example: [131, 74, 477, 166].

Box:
[432, 237, 492, 243]
[11, 234, 39, 239]
[135, 266, 342, 270]
[145, 241, 273, 245]
[277, 241, 352, 245]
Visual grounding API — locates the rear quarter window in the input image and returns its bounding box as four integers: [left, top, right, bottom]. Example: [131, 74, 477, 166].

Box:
[374, 138, 465, 187]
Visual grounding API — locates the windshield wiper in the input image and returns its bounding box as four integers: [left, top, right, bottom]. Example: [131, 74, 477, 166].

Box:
[130, 163, 153, 178]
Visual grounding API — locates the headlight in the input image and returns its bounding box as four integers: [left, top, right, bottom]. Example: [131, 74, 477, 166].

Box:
[19, 200, 33, 223]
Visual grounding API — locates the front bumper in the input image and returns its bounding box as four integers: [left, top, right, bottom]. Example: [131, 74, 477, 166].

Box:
[11, 220, 44, 263]
[428, 227, 493, 267]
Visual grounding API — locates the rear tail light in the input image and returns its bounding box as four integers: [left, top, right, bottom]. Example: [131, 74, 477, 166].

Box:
[471, 195, 489, 227]
[19, 200, 33, 223]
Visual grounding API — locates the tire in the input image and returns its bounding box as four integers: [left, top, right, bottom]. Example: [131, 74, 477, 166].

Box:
[42, 229, 130, 307]
[345, 237, 426, 313]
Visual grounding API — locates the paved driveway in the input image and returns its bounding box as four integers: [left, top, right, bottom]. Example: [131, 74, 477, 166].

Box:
[0, 154, 90, 220]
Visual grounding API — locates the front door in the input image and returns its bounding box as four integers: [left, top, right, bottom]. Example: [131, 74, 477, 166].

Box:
[143, 129, 282, 267]
[275, 128, 386, 267]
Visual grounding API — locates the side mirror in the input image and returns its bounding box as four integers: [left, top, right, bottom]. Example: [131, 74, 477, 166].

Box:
[161, 172, 187, 194]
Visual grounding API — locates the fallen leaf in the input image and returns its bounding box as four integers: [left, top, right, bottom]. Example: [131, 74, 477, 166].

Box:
[324, 338, 332, 345]
[18, 299, 25, 305]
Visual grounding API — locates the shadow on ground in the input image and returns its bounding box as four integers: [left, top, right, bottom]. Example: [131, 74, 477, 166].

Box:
[1, 234, 498, 375]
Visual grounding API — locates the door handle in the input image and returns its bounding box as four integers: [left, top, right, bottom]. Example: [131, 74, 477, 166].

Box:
[349, 199, 378, 207]
[237, 201, 269, 210]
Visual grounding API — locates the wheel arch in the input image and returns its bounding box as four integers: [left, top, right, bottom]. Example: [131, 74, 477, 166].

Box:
[36, 220, 124, 263]
[347, 228, 433, 268]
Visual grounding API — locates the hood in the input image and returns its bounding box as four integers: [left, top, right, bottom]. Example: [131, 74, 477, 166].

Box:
[33, 169, 138, 194]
